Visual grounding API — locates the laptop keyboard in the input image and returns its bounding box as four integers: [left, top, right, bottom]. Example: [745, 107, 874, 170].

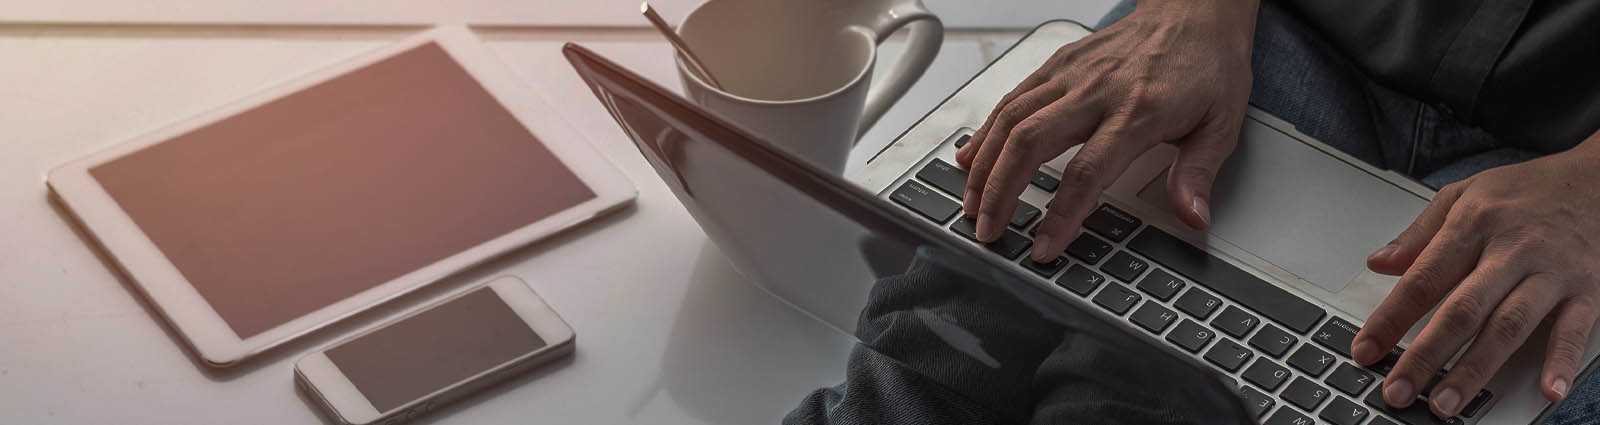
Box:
[887, 133, 1494, 425]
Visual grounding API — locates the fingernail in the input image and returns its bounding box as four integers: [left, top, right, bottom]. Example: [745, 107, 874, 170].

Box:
[976, 213, 997, 241]
[1032, 234, 1054, 262]
[1432, 387, 1461, 417]
[1384, 379, 1415, 407]
[1190, 197, 1211, 228]
[1554, 378, 1570, 399]
[1352, 339, 1379, 365]
[1369, 244, 1396, 262]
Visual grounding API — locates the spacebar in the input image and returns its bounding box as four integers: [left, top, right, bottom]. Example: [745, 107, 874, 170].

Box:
[1127, 228, 1326, 334]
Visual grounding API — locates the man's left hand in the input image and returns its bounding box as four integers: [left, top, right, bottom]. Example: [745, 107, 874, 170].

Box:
[1353, 131, 1600, 417]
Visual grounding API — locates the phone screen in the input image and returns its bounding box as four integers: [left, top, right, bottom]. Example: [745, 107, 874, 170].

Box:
[325, 287, 546, 412]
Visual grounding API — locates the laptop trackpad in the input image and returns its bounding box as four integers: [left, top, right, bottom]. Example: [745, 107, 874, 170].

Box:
[1136, 120, 1429, 293]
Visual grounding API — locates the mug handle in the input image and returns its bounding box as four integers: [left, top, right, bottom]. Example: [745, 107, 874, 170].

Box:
[857, 0, 944, 139]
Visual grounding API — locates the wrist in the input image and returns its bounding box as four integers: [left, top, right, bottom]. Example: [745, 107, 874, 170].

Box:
[1133, 0, 1260, 49]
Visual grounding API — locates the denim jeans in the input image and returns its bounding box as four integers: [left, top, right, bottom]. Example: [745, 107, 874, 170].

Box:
[1099, 2, 1599, 423]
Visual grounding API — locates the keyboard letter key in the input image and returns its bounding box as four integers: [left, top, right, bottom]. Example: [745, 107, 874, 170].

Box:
[1166, 319, 1215, 353]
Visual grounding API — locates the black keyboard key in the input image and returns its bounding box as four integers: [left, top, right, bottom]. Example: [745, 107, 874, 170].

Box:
[891, 181, 960, 223]
[1030, 170, 1060, 192]
[1101, 251, 1149, 282]
[1055, 264, 1106, 296]
[914, 159, 1038, 228]
[1174, 288, 1222, 320]
[1083, 204, 1141, 242]
[1313, 316, 1361, 358]
[1127, 228, 1327, 333]
[1462, 390, 1492, 418]
[1288, 344, 1337, 376]
[1022, 256, 1068, 278]
[1166, 319, 1215, 353]
[986, 231, 1033, 260]
[1249, 324, 1297, 358]
[1011, 202, 1040, 229]
[1204, 339, 1254, 372]
[1370, 416, 1401, 425]
[1064, 232, 1113, 265]
[1135, 268, 1186, 301]
[1282, 377, 1331, 411]
[1237, 386, 1275, 419]
[1264, 408, 1312, 425]
[950, 217, 1033, 259]
[1212, 305, 1260, 339]
[1320, 396, 1371, 425]
[1326, 363, 1377, 397]
[1130, 302, 1178, 333]
[1093, 285, 1142, 315]
[915, 159, 967, 199]
[1364, 387, 1464, 425]
[1243, 360, 1292, 391]
[954, 134, 971, 148]
[1373, 347, 1405, 375]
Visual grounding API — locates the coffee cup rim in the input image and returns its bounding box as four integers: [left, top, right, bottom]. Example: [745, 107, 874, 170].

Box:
[675, 2, 879, 106]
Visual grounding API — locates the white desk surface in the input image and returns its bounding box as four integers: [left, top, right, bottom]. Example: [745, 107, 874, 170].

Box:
[0, 17, 1095, 423]
[0, 0, 1113, 31]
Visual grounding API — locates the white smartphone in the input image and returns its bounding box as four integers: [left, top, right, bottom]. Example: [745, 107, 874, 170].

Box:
[294, 276, 574, 425]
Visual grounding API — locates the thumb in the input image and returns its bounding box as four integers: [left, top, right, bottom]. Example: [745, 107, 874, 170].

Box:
[1166, 118, 1240, 230]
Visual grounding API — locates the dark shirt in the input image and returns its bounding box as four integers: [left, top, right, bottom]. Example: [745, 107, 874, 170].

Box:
[786, 247, 1250, 425]
[1279, 0, 1600, 153]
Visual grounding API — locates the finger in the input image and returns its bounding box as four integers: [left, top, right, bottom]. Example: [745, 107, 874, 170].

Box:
[959, 72, 1051, 168]
[1369, 180, 1470, 275]
[979, 98, 1099, 244]
[1428, 273, 1562, 417]
[1164, 114, 1241, 230]
[1355, 201, 1490, 363]
[1371, 229, 1500, 408]
[962, 84, 1063, 219]
[1543, 296, 1599, 402]
[1029, 116, 1151, 261]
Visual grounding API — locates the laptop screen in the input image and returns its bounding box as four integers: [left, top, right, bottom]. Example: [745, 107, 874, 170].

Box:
[565, 44, 1249, 423]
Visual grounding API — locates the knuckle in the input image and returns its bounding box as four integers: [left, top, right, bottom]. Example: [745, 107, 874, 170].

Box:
[1398, 266, 1450, 302]
[1549, 331, 1588, 366]
[1060, 157, 1103, 189]
[1440, 181, 1466, 198]
[1486, 301, 1535, 343]
[1438, 295, 1488, 337]
[977, 182, 1013, 214]
[998, 102, 1034, 125]
[1007, 123, 1044, 152]
[1452, 199, 1507, 229]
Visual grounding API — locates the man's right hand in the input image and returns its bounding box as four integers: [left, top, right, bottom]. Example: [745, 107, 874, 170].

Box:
[957, 0, 1259, 262]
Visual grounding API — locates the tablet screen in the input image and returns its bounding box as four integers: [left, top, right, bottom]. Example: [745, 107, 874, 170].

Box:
[89, 42, 595, 338]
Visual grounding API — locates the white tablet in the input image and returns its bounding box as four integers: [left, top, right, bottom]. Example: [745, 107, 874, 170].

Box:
[46, 26, 634, 368]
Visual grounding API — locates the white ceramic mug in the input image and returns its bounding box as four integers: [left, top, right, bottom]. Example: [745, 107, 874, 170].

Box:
[676, 0, 943, 174]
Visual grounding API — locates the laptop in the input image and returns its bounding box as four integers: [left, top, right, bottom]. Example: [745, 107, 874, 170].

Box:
[566, 20, 1600, 425]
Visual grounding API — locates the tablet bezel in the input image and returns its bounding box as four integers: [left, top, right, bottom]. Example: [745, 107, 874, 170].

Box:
[46, 26, 632, 367]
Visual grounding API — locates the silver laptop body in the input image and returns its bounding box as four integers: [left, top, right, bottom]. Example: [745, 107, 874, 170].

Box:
[853, 20, 1600, 425]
